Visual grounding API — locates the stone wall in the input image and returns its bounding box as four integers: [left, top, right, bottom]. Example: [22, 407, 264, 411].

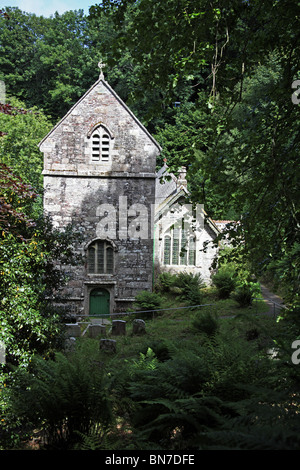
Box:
[154, 197, 219, 285]
[40, 77, 161, 315]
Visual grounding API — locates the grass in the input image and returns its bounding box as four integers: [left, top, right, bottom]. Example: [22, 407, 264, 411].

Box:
[74, 286, 277, 370]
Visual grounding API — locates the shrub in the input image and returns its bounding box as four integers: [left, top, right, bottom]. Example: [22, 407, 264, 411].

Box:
[170, 272, 205, 306]
[183, 284, 203, 306]
[232, 281, 261, 307]
[141, 339, 173, 362]
[7, 352, 113, 449]
[174, 272, 205, 290]
[155, 272, 177, 293]
[232, 283, 253, 307]
[212, 267, 236, 299]
[192, 310, 219, 337]
[134, 290, 162, 319]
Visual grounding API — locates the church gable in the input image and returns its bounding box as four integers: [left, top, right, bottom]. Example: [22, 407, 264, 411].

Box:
[40, 68, 161, 177]
[154, 165, 220, 283]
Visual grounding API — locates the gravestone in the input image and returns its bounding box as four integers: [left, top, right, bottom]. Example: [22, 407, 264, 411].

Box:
[64, 337, 76, 351]
[87, 324, 106, 338]
[112, 320, 126, 336]
[100, 339, 116, 353]
[132, 319, 146, 335]
[65, 323, 81, 337]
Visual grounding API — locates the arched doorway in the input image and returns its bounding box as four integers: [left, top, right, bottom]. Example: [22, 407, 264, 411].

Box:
[89, 288, 110, 318]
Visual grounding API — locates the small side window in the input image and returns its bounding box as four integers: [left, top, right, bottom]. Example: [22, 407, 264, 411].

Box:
[91, 126, 111, 163]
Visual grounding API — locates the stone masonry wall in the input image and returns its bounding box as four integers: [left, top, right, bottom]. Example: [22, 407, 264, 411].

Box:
[40, 78, 160, 315]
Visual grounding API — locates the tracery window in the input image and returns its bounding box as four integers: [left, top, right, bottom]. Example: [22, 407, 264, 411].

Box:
[87, 240, 114, 274]
[163, 223, 196, 266]
[91, 126, 111, 162]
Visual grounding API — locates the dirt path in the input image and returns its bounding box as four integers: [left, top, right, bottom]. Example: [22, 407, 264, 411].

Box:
[260, 284, 286, 317]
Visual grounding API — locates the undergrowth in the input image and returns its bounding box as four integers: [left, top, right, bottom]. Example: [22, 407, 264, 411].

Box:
[1, 281, 298, 451]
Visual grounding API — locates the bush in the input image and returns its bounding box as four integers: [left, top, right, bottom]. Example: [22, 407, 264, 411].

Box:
[232, 281, 261, 307]
[141, 339, 173, 362]
[170, 272, 205, 306]
[232, 283, 253, 307]
[155, 272, 177, 293]
[212, 267, 236, 299]
[7, 352, 113, 449]
[183, 284, 203, 306]
[192, 310, 219, 337]
[174, 272, 205, 290]
[134, 290, 162, 319]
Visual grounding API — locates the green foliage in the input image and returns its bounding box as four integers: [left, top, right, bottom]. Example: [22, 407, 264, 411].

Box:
[0, 97, 53, 194]
[192, 310, 219, 337]
[232, 283, 254, 308]
[0, 9, 99, 120]
[121, 329, 272, 449]
[0, 165, 82, 367]
[6, 351, 113, 449]
[133, 291, 163, 319]
[162, 272, 205, 306]
[140, 340, 173, 363]
[173, 272, 205, 290]
[212, 266, 236, 300]
[0, 0, 299, 451]
[266, 242, 300, 306]
[155, 272, 177, 293]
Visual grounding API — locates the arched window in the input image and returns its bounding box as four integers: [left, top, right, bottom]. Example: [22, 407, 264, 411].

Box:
[87, 240, 114, 274]
[91, 126, 111, 162]
[172, 227, 180, 265]
[188, 236, 196, 266]
[163, 223, 196, 267]
[163, 235, 171, 265]
[180, 230, 187, 265]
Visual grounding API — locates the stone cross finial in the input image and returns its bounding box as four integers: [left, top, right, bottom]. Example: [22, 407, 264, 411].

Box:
[98, 60, 106, 80]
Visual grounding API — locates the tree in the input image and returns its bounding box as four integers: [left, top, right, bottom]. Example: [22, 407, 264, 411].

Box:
[0, 8, 100, 120]
[0, 164, 81, 367]
[94, 0, 300, 304]
[206, 54, 300, 304]
[0, 97, 52, 195]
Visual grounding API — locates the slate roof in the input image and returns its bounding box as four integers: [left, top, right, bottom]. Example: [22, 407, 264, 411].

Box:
[155, 164, 178, 203]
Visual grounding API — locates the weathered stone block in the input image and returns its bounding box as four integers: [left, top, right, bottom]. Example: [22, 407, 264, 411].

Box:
[64, 337, 76, 351]
[100, 339, 116, 353]
[87, 324, 106, 338]
[132, 319, 146, 335]
[65, 323, 81, 337]
[112, 320, 126, 335]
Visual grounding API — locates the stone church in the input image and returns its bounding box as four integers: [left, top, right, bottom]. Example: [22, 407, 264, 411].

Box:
[39, 63, 161, 317]
[39, 63, 222, 318]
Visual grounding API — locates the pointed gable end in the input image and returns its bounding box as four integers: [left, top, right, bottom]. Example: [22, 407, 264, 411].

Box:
[40, 76, 161, 177]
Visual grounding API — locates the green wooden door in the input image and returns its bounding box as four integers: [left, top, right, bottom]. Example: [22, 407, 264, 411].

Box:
[89, 288, 110, 317]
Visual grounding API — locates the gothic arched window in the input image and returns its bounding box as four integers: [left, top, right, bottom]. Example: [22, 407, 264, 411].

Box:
[87, 240, 114, 274]
[163, 235, 171, 265]
[163, 224, 196, 267]
[91, 126, 111, 163]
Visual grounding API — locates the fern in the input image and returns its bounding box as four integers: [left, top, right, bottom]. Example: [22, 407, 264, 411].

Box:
[9, 351, 113, 449]
[121, 328, 283, 449]
[203, 388, 300, 449]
